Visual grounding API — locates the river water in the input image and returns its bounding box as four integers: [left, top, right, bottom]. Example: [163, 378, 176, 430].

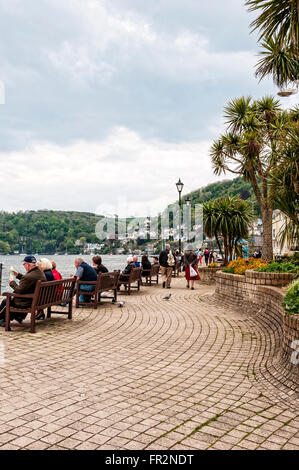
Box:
[0, 254, 132, 292]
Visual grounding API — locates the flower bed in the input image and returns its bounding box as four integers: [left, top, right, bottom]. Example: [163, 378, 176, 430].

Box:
[223, 257, 268, 275]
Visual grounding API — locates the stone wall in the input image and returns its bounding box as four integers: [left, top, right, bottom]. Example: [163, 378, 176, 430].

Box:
[197, 266, 220, 284]
[215, 271, 298, 379]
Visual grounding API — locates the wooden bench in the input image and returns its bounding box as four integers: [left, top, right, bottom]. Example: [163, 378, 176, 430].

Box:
[118, 267, 142, 295]
[75, 271, 120, 308]
[4, 278, 76, 334]
[142, 264, 160, 286]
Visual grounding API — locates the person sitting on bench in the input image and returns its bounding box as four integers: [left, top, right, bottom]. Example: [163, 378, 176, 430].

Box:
[0, 255, 46, 327]
[73, 258, 98, 303]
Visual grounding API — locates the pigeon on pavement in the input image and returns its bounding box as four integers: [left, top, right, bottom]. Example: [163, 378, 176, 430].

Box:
[163, 294, 172, 300]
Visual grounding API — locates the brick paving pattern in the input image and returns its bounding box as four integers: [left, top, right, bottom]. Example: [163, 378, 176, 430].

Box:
[0, 278, 298, 450]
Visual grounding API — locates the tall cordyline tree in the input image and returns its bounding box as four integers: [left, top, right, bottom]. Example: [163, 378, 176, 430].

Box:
[245, 0, 299, 87]
[210, 95, 295, 262]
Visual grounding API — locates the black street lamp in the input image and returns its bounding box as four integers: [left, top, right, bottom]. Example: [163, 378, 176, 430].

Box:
[186, 196, 191, 243]
[176, 178, 184, 255]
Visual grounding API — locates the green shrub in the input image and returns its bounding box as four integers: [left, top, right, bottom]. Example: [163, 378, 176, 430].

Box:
[282, 279, 299, 315]
[256, 261, 298, 274]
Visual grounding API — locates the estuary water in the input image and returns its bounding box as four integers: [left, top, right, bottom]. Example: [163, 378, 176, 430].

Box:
[0, 254, 130, 292]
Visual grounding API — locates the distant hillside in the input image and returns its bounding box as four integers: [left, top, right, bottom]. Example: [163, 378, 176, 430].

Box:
[182, 177, 259, 214]
[0, 209, 104, 254]
[0, 177, 259, 254]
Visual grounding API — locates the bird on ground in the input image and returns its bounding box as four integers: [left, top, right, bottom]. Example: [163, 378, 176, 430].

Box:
[163, 294, 172, 300]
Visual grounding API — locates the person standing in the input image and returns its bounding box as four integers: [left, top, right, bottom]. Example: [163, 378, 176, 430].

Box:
[159, 244, 174, 288]
[198, 249, 203, 265]
[184, 246, 200, 290]
[204, 249, 210, 266]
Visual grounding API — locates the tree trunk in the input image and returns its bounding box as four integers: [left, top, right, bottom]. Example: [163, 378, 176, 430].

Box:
[261, 206, 273, 262]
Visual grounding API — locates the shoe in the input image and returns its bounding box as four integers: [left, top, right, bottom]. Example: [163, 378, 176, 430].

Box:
[167, 286, 171, 289]
[14, 314, 25, 324]
[35, 312, 45, 320]
[186, 285, 189, 288]
[191, 287, 194, 290]
[162, 282, 166, 288]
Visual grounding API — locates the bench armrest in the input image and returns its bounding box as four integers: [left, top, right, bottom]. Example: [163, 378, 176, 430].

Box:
[76, 280, 97, 285]
[3, 292, 34, 299]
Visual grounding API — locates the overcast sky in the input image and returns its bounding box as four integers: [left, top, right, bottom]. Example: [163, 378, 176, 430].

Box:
[0, 0, 297, 217]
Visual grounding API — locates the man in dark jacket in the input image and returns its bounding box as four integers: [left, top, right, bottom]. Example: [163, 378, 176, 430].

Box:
[119, 256, 136, 282]
[159, 244, 174, 288]
[73, 258, 98, 303]
[0, 255, 46, 326]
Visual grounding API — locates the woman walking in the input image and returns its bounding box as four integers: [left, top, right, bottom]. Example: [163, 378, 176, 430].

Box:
[184, 245, 200, 290]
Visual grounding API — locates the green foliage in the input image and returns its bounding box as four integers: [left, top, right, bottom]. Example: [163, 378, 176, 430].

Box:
[282, 279, 299, 315]
[184, 177, 259, 215]
[203, 195, 254, 265]
[0, 210, 104, 254]
[256, 261, 298, 273]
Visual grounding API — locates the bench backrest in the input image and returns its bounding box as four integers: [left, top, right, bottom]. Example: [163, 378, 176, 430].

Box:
[33, 278, 76, 310]
[98, 271, 120, 290]
[150, 264, 160, 276]
[130, 267, 142, 282]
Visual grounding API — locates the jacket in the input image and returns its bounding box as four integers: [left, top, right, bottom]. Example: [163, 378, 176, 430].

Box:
[184, 250, 198, 267]
[95, 264, 108, 274]
[79, 262, 98, 282]
[159, 249, 170, 268]
[122, 262, 136, 275]
[9, 267, 47, 309]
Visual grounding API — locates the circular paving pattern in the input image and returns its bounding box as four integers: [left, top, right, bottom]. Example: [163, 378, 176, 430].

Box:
[0, 279, 298, 450]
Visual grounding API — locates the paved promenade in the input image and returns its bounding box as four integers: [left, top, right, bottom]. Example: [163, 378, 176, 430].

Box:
[0, 278, 298, 450]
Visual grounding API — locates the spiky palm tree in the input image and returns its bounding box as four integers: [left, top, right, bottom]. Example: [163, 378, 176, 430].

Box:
[245, 0, 299, 87]
[210, 95, 296, 261]
[203, 196, 254, 264]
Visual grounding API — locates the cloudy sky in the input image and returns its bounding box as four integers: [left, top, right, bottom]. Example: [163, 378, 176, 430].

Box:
[0, 0, 297, 217]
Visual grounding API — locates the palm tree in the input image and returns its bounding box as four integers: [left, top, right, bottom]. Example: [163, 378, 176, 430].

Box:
[210, 95, 295, 261]
[245, 0, 299, 87]
[203, 196, 254, 265]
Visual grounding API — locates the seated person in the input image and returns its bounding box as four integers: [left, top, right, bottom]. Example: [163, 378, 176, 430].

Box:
[38, 258, 55, 281]
[92, 255, 108, 274]
[73, 258, 97, 303]
[119, 256, 136, 283]
[152, 256, 159, 265]
[141, 255, 151, 276]
[0, 255, 46, 327]
[133, 255, 140, 267]
[52, 261, 63, 280]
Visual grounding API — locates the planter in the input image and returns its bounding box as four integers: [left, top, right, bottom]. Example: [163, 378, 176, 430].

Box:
[245, 270, 295, 287]
[198, 266, 221, 284]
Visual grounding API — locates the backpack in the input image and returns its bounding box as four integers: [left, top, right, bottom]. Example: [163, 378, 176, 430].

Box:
[167, 252, 175, 266]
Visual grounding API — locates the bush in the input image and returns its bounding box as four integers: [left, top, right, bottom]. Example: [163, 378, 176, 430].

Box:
[256, 261, 298, 274]
[208, 262, 218, 268]
[222, 257, 268, 275]
[282, 279, 299, 315]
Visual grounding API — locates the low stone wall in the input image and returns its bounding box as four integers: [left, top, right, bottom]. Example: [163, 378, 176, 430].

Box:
[245, 269, 295, 287]
[215, 271, 298, 379]
[197, 266, 220, 284]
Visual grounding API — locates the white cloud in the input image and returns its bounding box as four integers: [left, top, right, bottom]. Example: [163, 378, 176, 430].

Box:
[0, 127, 225, 217]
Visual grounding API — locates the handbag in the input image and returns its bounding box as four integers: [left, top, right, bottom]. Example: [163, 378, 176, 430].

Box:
[189, 265, 197, 277]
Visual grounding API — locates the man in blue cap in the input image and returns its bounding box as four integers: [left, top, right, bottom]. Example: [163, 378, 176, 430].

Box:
[0, 255, 46, 326]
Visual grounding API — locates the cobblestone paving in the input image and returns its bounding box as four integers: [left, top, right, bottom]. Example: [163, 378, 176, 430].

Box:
[0, 278, 298, 450]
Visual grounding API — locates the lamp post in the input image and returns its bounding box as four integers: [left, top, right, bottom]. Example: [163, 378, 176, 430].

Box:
[176, 178, 184, 256]
[186, 196, 191, 244]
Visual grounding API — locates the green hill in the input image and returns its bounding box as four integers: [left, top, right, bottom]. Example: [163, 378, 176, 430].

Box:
[182, 177, 258, 214]
[0, 210, 104, 254]
[0, 177, 259, 254]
